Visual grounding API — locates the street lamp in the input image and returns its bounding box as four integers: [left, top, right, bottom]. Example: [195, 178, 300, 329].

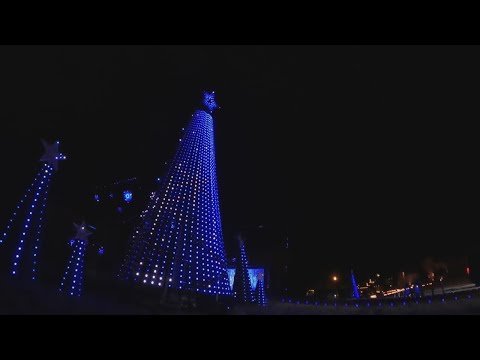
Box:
[332, 275, 339, 298]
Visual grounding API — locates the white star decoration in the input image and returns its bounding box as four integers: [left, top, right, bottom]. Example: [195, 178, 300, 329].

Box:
[73, 221, 93, 243]
[40, 139, 66, 171]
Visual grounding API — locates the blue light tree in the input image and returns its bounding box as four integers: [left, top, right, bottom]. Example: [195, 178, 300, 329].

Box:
[351, 269, 360, 299]
[59, 222, 93, 297]
[121, 92, 230, 296]
[0, 140, 66, 280]
[233, 235, 254, 303]
[254, 273, 267, 306]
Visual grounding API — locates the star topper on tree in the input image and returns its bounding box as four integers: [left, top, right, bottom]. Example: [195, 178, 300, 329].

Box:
[40, 139, 66, 172]
[203, 91, 219, 113]
[73, 221, 93, 243]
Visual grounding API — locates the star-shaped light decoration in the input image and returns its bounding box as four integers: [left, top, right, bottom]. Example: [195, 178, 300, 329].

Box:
[73, 221, 93, 243]
[40, 139, 66, 172]
[203, 91, 219, 113]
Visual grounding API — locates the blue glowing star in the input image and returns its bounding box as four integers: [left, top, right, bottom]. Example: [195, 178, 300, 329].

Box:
[123, 190, 133, 203]
[203, 91, 218, 113]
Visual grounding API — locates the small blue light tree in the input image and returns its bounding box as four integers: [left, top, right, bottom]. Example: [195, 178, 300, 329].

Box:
[233, 234, 254, 304]
[351, 269, 360, 299]
[254, 273, 267, 306]
[59, 222, 93, 297]
[0, 140, 66, 280]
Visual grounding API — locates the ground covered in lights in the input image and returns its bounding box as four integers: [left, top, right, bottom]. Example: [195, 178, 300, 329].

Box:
[2, 278, 480, 314]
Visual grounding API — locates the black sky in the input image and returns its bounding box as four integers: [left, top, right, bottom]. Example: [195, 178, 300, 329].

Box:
[0, 45, 479, 290]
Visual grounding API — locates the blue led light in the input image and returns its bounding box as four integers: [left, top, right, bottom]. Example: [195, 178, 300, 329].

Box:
[119, 94, 230, 295]
[98, 246, 104, 255]
[123, 190, 133, 203]
[94, 194, 100, 202]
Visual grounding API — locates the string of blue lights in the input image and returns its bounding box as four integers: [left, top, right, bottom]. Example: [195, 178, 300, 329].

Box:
[233, 238, 254, 303]
[1, 140, 65, 280]
[0, 172, 42, 247]
[59, 222, 92, 297]
[281, 292, 474, 308]
[12, 164, 53, 277]
[59, 239, 87, 297]
[255, 279, 267, 306]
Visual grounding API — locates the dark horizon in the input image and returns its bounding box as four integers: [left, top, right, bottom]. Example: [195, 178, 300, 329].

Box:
[0, 45, 478, 293]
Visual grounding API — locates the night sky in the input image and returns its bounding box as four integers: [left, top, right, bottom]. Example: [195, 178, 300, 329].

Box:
[0, 45, 479, 290]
